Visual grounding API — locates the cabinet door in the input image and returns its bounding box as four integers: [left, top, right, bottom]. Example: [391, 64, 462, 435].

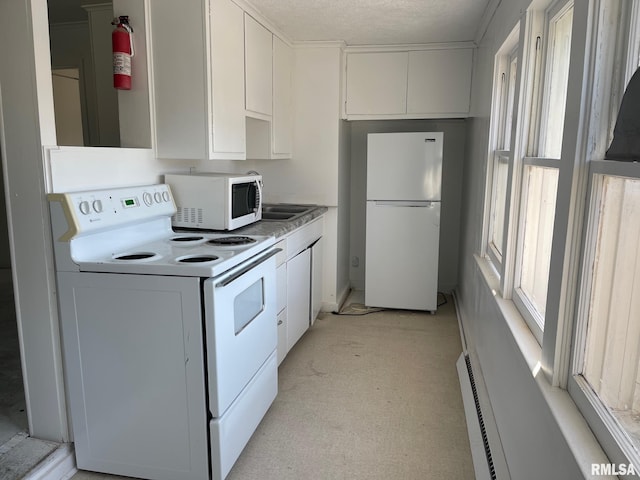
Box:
[286, 248, 311, 352]
[150, 0, 208, 159]
[407, 49, 473, 115]
[277, 309, 287, 365]
[345, 52, 408, 115]
[210, 0, 246, 158]
[310, 238, 323, 326]
[151, 0, 245, 160]
[245, 14, 273, 116]
[272, 35, 293, 157]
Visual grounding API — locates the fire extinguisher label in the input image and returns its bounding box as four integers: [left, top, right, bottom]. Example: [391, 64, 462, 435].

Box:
[113, 52, 131, 75]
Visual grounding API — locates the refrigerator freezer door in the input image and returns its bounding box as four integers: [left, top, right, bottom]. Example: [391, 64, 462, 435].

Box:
[365, 201, 440, 311]
[367, 132, 443, 201]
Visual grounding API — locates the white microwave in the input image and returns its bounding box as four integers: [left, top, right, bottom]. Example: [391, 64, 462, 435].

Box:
[165, 173, 262, 230]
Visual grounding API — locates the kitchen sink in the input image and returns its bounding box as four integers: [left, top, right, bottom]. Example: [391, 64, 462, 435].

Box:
[261, 204, 316, 221]
[262, 211, 298, 220]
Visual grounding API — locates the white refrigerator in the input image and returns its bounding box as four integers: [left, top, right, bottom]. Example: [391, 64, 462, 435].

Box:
[365, 132, 443, 312]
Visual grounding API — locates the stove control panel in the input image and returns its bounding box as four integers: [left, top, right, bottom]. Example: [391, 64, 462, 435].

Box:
[48, 184, 176, 241]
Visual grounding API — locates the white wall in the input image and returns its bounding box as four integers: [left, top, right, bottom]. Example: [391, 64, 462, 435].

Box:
[336, 119, 352, 307]
[0, 0, 68, 442]
[457, 0, 609, 478]
[49, 21, 98, 146]
[349, 119, 466, 293]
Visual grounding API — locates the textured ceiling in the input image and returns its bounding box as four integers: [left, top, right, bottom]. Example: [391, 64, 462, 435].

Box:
[48, 0, 490, 45]
[247, 0, 490, 45]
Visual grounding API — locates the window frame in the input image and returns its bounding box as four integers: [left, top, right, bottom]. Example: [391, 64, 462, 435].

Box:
[510, 0, 574, 341]
[536, 1, 575, 158]
[512, 156, 561, 343]
[484, 31, 520, 275]
[566, 0, 640, 471]
[487, 150, 510, 267]
[569, 161, 640, 472]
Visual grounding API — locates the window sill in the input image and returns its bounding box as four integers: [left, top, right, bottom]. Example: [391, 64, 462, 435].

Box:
[473, 254, 616, 479]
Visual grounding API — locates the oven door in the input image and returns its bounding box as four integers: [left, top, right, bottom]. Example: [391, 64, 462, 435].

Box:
[203, 248, 278, 418]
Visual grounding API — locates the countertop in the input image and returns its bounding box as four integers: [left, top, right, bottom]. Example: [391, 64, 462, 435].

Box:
[230, 206, 328, 239]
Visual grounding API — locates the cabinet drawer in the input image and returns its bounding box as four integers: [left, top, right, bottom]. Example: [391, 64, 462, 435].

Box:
[274, 239, 287, 267]
[286, 217, 323, 260]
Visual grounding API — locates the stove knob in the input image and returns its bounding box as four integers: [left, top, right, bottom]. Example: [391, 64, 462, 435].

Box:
[154, 192, 162, 203]
[143, 192, 153, 206]
[162, 191, 170, 202]
[79, 201, 90, 215]
[92, 199, 103, 213]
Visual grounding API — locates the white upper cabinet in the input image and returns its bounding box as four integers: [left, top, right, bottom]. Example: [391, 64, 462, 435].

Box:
[209, 0, 246, 157]
[272, 35, 293, 157]
[150, 0, 246, 160]
[407, 49, 473, 116]
[345, 52, 409, 115]
[344, 47, 474, 119]
[244, 14, 273, 117]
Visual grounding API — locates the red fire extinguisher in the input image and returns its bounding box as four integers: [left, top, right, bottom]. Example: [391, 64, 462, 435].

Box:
[112, 16, 134, 90]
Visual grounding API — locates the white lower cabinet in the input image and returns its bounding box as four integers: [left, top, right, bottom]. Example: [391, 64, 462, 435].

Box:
[286, 248, 311, 352]
[310, 238, 323, 326]
[274, 216, 324, 364]
[276, 310, 287, 365]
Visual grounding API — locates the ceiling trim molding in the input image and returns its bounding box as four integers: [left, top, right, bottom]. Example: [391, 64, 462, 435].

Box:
[344, 41, 476, 54]
[293, 40, 347, 49]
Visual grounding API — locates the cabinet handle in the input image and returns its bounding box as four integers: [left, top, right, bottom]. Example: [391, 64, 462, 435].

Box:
[277, 320, 283, 326]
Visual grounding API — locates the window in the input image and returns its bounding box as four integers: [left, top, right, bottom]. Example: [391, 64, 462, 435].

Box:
[582, 175, 640, 452]
[485, 28, 519, 272]
[515, 163, 558, 323]
[539, 4, 574, 158]
[512, 1, 574, 340]
[568, 0, 640, 470]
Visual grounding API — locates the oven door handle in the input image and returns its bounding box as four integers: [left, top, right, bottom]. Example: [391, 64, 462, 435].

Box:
[215, 248, 281, 288]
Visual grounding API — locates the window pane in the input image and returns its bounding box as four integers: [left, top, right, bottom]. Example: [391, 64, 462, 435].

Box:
[518, 166, 559, 322]
[542, 6, 574, 158]
[582, 176, 640, 451]
[490, 154, 509, 258]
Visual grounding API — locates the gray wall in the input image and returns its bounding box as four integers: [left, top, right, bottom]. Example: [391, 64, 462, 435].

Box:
[337, 120, 352, 303]
[349, 119, 466, 293]
[456, 0, 595, 477]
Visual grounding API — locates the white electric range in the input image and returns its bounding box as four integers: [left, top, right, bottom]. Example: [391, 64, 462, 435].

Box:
[48, 184, 278, 480]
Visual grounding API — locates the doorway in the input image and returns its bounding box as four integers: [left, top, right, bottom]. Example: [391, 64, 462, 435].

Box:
[0, 146, 28, 446]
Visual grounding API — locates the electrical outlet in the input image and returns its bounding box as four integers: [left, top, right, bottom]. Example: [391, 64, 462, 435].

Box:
[351, 256, 359, 267]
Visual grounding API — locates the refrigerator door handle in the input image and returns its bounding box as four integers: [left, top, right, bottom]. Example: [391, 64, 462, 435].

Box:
[372, 200, 438, 207]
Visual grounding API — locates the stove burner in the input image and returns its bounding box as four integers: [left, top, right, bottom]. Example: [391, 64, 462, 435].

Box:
[207, 236, 256, 246]
[114, 252, 157, 261]
[177, 255, 219, 263]
[170, 235, 205, 243]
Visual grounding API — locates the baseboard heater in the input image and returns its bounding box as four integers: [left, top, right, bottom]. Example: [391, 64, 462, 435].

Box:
[457, 353, 497, 480]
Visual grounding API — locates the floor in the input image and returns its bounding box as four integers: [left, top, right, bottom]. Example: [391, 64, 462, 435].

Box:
[0, 269, 27, 445]
[69, 292, 474, 480]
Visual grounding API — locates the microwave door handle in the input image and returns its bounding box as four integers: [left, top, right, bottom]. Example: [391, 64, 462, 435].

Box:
[255, 179, 263, 212]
